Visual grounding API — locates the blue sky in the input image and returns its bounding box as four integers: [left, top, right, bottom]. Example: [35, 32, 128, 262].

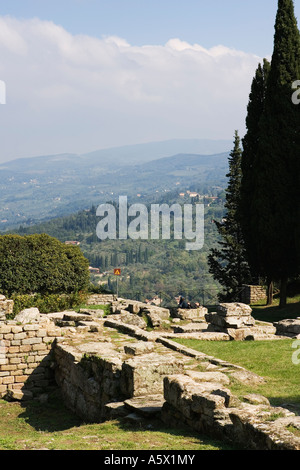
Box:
[0, 0, 292, 56]
[0, 1, 299, 162]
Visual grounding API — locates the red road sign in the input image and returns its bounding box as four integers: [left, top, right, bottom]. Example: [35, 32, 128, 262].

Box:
[114, 269, 121, 276]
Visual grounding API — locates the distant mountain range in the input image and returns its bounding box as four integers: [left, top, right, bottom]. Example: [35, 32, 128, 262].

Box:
[0, 139, 231, 229]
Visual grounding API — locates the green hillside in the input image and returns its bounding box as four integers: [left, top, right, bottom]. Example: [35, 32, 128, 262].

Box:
[13, 191, 226, 306]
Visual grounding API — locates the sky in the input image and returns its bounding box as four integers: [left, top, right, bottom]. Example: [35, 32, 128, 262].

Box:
[0, 0, 299, 163]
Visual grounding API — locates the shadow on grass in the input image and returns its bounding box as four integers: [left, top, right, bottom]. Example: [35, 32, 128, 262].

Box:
[251, 299, 300, 323]
[17, 389, 239, 450]
[18, 389, 83, 432]
[115, 416, 241, 450]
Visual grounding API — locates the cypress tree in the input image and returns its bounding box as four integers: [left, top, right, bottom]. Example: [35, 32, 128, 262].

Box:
[208, 131, 252, 301]
[240, 59, 272, 302]
[248, 0, 300, 307]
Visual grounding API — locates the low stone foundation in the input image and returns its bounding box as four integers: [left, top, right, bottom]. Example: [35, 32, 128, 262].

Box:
[54, 340, 184, 422]
[161, 374, 300, 450]
[1, 295, 300, 450]
[0, 319, 62, 400]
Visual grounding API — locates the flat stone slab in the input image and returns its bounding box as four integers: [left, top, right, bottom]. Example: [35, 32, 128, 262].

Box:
[76, 341, 117, 356]
[108, 312, 147, 330]
[79, 308, 105, 318]
[124, 395, 165, 417]
[63, 312, 94, 322]
[274, 318, 300, 337]
[124, 342, 155, 356]
[104, 402, 128, 419]
[217, 303, 253, 317]
[229, 369, 266, 386]
[175, 308, 208, 321]
[162, 332, 230, 341]
[185, 370, 231, 386]
[172, 323, 208, 333]
[122, 352, 184, 397]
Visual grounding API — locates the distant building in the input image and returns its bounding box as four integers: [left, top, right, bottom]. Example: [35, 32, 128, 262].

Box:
[145, 296, 162, 306]
[65, 241, 80, 246]
[89, 267, 100, 274]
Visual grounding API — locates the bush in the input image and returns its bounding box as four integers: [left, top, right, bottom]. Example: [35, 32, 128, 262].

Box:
[0, 234, 90, 297]
[88, 283, 113, 295]
[11, 291, 88, 317]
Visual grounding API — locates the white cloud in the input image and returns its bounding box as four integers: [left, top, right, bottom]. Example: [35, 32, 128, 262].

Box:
[0, 16, 263, 162]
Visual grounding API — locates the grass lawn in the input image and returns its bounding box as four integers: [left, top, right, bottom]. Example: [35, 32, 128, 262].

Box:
[77, 303, 112, 316]
[251, 294, 300, 323]
[0, 390, 237, 451]
[174, 338, 300, 409]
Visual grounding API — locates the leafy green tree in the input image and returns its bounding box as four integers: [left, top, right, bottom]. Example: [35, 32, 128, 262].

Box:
[208, 131, 252, 301]
[0, 234, 89, 296]
[246, 0, 300, 307]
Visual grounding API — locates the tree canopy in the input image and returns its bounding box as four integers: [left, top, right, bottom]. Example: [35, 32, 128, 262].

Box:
[0, 234, 90, 296]
[240, 0, 300, 307]
[208, 131, 252, 301]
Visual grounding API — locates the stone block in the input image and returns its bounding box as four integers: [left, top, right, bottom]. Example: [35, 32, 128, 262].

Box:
[145, 311, 163, 328]
[0, 297, 14, 318]
[172, 323, 208, 334]
[124, 342, 155, 356]
[109, 312, 147, 330]
[121, 353, 184, 398]
[185, 370, 231, 386]
[176, 307, 208, 321]
[14, 308, 40, 324]
[5, 389, 33, 401]
[143, 306, 170, 320]
[217, 303, 253, 317]
[274, 318, 300, 337]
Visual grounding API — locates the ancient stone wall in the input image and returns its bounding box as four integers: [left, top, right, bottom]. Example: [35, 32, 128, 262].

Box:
[53, 340, 184, 423]
[86, 294, 116, 305]
[241, 285, 267, 305]
[0, 294, 300, 450]
[0, 295, 14, 321]
[0, 320, 62, 400]
[161, 374, 300, 450]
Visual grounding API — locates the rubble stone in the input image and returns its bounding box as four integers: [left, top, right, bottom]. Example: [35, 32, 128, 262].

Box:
[274, 318, 300, 337]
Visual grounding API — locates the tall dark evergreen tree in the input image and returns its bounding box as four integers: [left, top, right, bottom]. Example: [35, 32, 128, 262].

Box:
[240, 59, 272, 302]
[208, 131, 252, 301]
[246, 0, 300, 307]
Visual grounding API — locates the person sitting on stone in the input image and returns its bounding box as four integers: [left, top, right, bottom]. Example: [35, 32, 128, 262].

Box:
[179, 297, 189, 309]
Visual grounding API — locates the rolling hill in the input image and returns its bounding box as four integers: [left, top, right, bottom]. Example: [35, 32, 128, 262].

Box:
[0, 139, 230, 229]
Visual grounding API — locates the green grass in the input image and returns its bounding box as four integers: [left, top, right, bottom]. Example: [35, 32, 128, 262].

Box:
[174, 338, 300, 409]
[77, 303, 112, 316]
[251, 294, 300, 323]
[0, 391, 237, 451]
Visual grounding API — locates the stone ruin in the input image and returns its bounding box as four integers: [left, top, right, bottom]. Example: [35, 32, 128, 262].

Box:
[0, 295, 14, 321]
[1, 293, 300, 450]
